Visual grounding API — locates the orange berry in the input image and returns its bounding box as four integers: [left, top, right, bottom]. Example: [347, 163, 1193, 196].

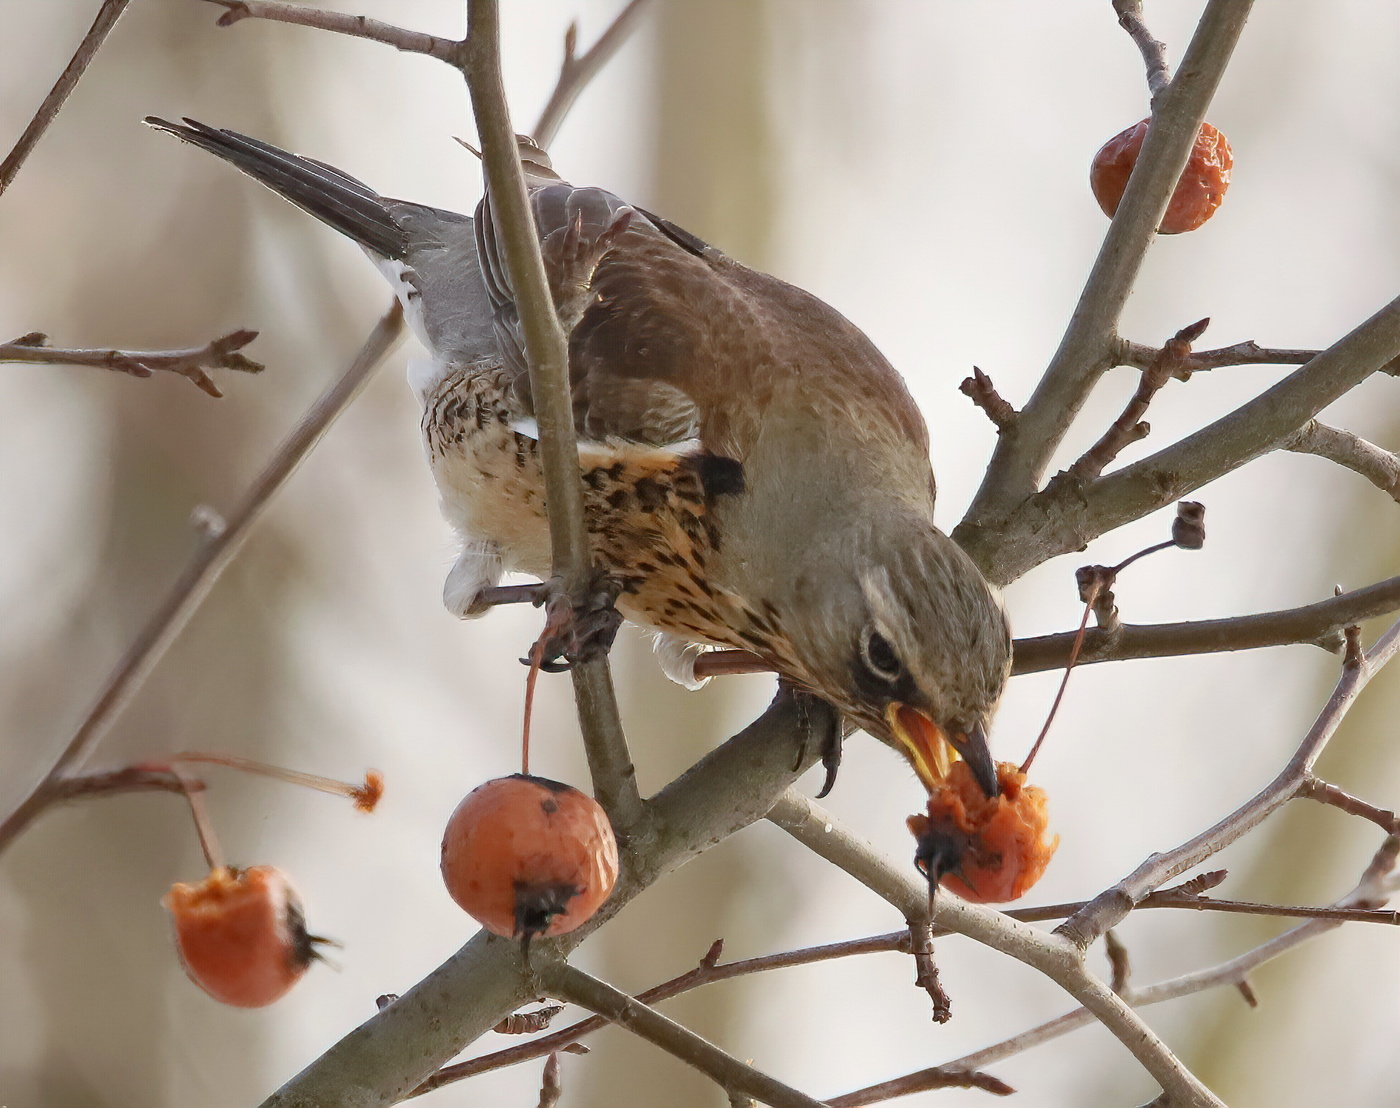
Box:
[907, 761, 1058, 904]
[163, 865, 328, 1007]
[1090, 119, 1232, 234]
[440, 775, 619, 942]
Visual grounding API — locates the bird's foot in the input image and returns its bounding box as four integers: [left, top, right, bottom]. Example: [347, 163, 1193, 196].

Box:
[781, 682, 843, 797]
[526, 572, 623, 672]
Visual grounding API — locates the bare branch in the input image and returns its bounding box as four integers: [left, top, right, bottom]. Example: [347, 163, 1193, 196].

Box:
[1057, 617, 1400, 950]
[261, 691, 821, 1108]
[941, 838, 1400, 1074]
[532, 0, 652, 147]
[1283, 420, 1400, 503]
[201, 0, 466, 64]
[699, 574, 1400, 681]
[1113, 0, 1172, 105]
[960, 0, 1254, 543]
[767, 792, 1224, 1107]
[1012, 573, 1400, 674]
[1068, 318, 1209, 482]
[0, 304, 404, 856]
[907, 919, 952, 1023]
[1104, 929, 1132, 994]
[827, 1067, 1015, 1106]
[975, 291, 1400, 585]
[540, 962, 828, 1108]
[536, 1053, 562, 1108]
[1117, 336, 1400, 376]
[1298, 776, 1400, 835]
[0, 329, 263, 398]
[959, 367, 1018, 433]
[0, 0, 133, 196]
[463, 0, 641, 830]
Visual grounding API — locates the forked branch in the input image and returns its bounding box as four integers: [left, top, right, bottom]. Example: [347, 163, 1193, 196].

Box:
[1, 329, 263, 397]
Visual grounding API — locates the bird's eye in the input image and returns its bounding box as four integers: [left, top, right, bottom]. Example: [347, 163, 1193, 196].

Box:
[860, 628, 902, 682]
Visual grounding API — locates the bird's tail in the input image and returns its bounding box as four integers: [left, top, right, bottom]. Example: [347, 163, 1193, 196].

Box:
[144, 117, 406, 259]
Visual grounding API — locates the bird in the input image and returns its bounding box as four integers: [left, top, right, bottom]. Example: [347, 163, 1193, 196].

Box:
[146, 117, 1012, 803]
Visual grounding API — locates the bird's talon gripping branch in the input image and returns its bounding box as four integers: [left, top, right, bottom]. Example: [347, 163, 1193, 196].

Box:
[527, 574, 624, 672]
[785, 684, 844, 796]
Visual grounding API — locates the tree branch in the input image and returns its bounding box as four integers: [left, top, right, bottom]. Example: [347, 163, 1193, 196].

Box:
[0, 304, 404, 856]
[1113, 0, 1172, 105]
[766, 792, 1224, 1108]
[0, 0, 133, 196]
[1011, 573, 1400, 673]
[929, 837, 1400, 1077]
[959, 367, 1019, 433]
[1282, 420, 1400, 502]
[971, 291, 1400, 584]
[0, 329, 263, 398]
[532, 0, 652, 147]
[959, 0, 1254, 546]
[201, 0, 466, 63]
[259, 691, 822, 1107]
[464, 0, 642, 830]
[1057, 617, 1400, 950]
[541, 962, 828, 1108]
[1115, 337, 1400, 375]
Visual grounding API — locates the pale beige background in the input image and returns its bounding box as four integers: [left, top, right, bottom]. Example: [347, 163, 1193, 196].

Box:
[1, 2, 1398, 1106]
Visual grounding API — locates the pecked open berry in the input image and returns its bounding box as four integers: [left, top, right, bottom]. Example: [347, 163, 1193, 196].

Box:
[907, 761, 1058, 904]
[440, 774, 619, 944]
[1090, 119, 1232, 234]
[163, 865, 331, 1007]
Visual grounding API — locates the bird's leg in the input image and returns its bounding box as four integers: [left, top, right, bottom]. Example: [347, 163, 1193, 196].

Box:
[525, 571, 624, 673]
[780, 682, 844, 797]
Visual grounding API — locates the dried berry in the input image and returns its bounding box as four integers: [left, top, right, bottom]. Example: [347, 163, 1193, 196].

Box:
[441, 775, 619, 943]
[164, 865, 329, 1007]
[1090, 119, 1232, 234]
[907, 761, 1058, 903]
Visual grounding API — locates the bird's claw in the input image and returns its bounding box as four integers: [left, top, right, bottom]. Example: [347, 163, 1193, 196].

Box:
[524, 574, 623, 671]
[783, 684, 843, 796]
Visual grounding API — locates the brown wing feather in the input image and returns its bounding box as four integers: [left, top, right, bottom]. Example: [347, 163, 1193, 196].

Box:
[477, 141, 929, 461]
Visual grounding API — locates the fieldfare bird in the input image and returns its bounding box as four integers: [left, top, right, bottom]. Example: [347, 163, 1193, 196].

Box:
[147, 118, 1012, 800]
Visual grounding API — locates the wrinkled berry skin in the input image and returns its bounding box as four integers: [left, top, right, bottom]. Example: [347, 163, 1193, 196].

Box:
[1090, 119, 1232, 234]
[441, 774, 619, 940]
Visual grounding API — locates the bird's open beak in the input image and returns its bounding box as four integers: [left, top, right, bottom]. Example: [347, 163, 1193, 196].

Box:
[887, 705, 1000, 799]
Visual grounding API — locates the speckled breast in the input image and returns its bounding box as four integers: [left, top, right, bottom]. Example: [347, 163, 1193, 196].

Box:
[421, 364, 762, 653]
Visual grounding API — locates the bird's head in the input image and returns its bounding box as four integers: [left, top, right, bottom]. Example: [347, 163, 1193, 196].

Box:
[778, 513, 1011, 798]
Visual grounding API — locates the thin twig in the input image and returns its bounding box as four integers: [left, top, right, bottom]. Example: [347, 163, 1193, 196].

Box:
[1113, 0, 1172, 105]
[959, 0, 1254, 545]
[0, 329, 263, 398]
[540, 962, 828, 1108]
[532, 0, 652, 147]
[202, 0, 465, 63]
[1283, 420, 1400, 503]
[1298, 775, 1400, 834]
[0, 0, 133, 196]
[1057, 617, 1400, 950]
[1117, 338, 1400, 376]
[767, 791, 1224, 1108]
[935, 838, 1400, 1076]
[0, 304, 404, 856]
[907, 918, 952, 1023]
[959, 367, 1018, 433]
[536, 1054, 562, 1108]
[1068, 318, 1209, 482]
[1013, 573, 1400, 673]
[419, 884, 1398, 1092]
[465, 0, 642, 832]
[827, 1067, 1014, 1106]
[698, 573, 1400, 682]
[1104, 929, 1131, 994]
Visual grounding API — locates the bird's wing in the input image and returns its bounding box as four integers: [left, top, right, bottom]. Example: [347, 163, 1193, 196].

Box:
[475, 139, 930, 459]
[145, 118, 496, 377]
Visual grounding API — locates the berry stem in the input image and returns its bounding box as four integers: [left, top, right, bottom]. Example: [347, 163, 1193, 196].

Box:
[156, 752, 382, 812]
[1021, 581, 1099, 775]
[170, 763, 225, 871]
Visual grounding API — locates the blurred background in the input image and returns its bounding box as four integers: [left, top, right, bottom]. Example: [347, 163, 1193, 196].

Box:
[1, 2, 1398, 1105]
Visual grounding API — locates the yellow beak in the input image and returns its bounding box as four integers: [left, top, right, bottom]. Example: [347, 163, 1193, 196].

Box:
[886, 703, 1000, 798]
